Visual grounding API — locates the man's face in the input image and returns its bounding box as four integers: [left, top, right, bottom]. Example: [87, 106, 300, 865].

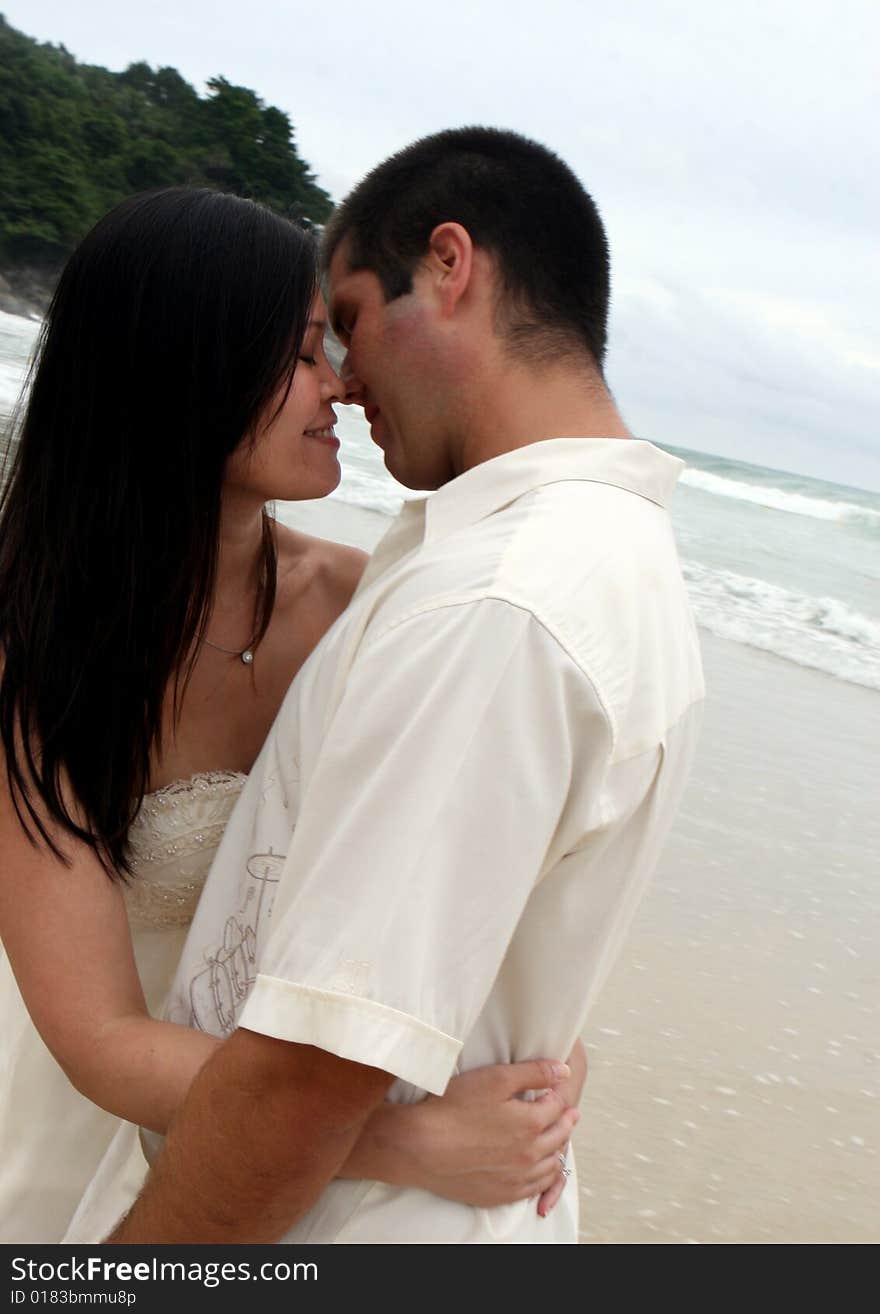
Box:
[327, 240, 458, 491]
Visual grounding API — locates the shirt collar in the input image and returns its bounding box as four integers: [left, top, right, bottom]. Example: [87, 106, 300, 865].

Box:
[419, 438, 684, 542]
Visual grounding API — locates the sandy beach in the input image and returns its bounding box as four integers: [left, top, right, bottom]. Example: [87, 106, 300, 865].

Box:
[279, 494, 879, 1246]
[575, 632, 878, 1244]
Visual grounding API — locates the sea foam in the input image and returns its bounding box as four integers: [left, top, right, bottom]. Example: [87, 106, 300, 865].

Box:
[682, 560, 880, 690]
[680, 468, 880, 529]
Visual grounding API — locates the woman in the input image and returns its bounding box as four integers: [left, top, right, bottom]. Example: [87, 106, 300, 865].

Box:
[0, 188, 582, 1242]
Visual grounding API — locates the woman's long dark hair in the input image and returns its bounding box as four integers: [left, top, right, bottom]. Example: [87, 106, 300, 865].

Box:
[0, 187, 318, 876]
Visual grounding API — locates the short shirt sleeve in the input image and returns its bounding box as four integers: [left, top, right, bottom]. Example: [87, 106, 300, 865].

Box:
[238, 597, 609, 1094]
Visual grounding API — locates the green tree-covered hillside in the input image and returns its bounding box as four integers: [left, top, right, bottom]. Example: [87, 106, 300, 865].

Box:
[0, 15, 333, 274]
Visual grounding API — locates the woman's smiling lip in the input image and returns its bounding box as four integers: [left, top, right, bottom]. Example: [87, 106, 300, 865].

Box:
[303, 423, 339, 448]
[303, 410, 339, 447]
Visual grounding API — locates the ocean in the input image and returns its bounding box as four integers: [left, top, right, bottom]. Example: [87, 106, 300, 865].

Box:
[3, 305, 879, 694]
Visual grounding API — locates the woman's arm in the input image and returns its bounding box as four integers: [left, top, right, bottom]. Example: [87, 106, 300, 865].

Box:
[0, 777, 220, 1133]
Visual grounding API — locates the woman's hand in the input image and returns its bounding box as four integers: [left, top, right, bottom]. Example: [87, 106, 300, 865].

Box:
[415, 1058, 581, 1209]
[344, 1053, 584, 1211]
[536, 1039, 587, 1217]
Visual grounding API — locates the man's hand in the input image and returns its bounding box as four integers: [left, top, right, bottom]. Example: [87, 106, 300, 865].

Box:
[109, 1028, 393, 1243]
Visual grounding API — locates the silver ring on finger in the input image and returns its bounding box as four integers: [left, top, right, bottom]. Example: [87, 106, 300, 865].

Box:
[557, 1152, 572, 1179]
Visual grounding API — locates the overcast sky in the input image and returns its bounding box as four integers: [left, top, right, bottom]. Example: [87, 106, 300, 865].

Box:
[6, 0, 878, 489]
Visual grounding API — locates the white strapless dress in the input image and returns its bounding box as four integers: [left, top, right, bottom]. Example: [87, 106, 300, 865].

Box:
[0, 771, 247, 1243]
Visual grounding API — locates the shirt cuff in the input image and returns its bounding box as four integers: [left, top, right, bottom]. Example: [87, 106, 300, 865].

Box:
[237, 973, 463, 1096]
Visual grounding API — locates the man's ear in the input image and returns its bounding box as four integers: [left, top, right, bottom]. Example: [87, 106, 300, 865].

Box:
[425, 222, 474, 314]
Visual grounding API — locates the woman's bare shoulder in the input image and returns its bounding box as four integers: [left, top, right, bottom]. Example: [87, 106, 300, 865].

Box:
[273, 521, 368, 610]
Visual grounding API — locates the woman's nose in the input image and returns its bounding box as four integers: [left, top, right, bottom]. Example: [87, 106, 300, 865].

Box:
[321, 363, 344, 403]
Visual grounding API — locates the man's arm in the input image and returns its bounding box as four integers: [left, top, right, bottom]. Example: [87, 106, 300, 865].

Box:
[108, 1028, 393, 1243]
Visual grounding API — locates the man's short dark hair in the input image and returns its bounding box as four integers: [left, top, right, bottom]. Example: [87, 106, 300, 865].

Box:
[323, 126, 611, 369]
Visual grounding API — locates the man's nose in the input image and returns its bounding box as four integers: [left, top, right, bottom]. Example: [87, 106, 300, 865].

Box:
[340, 354, 365, 407]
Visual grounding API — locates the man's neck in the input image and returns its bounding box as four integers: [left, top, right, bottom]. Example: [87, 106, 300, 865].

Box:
[455, 358, 631, 476]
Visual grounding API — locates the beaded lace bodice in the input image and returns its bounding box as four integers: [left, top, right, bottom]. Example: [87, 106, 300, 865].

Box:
[122, 771, 247, 930]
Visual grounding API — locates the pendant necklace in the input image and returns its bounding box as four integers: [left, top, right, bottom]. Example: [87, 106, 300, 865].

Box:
[203, 637, 256, 665]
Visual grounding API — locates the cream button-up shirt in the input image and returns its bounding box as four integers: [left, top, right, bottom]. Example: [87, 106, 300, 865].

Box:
[165, 437, 705, 1244]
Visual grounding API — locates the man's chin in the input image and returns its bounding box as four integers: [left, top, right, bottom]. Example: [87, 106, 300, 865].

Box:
[384, 458, 437, 494]
[378, 433, 439, 492]
[381, 448, 417, 491]
[367, 410, 387, 448]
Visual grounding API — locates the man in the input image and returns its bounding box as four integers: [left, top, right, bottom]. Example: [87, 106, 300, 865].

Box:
[111, 127, 704, 1244]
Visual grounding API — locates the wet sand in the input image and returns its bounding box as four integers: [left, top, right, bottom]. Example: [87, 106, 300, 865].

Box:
[573, 634, 879, 1244]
